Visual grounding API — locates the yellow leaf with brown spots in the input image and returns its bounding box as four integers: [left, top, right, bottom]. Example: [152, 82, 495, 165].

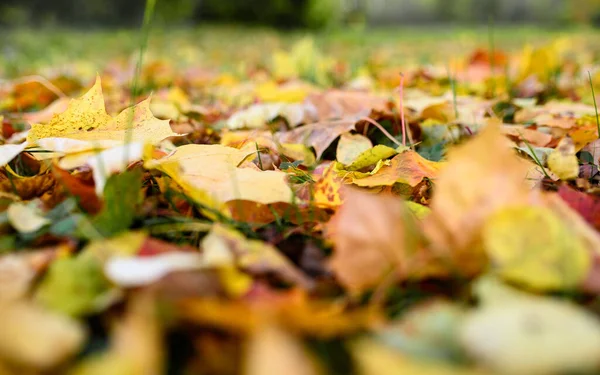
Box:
[27, 76, 179, 149]
[313, 163, 344, 209]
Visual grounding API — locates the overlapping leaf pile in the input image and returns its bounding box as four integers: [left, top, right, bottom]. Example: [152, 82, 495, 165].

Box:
[4, 33, 600, 375]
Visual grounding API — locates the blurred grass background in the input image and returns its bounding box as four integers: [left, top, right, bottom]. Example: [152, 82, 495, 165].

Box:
[1, 0, 600, 29]
[3, 25, 600, 78]
[3, 0, 600, 81]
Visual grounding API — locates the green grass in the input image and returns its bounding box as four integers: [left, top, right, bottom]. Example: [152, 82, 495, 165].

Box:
[3, 25, 600, 79]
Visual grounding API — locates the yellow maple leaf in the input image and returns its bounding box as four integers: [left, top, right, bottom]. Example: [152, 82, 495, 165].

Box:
[27, 76, 179, 149]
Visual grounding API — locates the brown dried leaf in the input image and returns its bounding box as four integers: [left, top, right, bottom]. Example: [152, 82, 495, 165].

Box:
[0, 174, 56, 201]
[276, 120, 356, 159]
[327, 188, 432, 293]
[428, 122, 540, 253]
[304, 90, 388, 121]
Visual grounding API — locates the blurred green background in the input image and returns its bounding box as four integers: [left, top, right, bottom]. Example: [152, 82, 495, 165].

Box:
[1, 0, 600, 29]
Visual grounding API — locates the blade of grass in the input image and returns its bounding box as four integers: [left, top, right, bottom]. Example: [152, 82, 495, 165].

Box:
[447, 65, 459, 120]
[255, 142, 264, 170]
[488, 16, 496, 97]
[519, 134, 551, 179]
[398, 73, 407, 146]
[588, 71, 600, 138]
[123, 0, 157, 161]
[361, 117, 402, 147]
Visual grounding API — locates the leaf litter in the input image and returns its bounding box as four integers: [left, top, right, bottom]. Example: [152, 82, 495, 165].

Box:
[4, 30, 600, 375]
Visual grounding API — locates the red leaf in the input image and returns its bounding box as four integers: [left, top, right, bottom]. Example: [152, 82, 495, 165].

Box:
[138, 237, 197, 257]
[52, 166, 103, 214]
[558, 185, 600, 230]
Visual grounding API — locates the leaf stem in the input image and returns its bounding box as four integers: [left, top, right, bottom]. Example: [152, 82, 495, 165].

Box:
[398, 73, 407, 146]
[361, 117, 403, 147]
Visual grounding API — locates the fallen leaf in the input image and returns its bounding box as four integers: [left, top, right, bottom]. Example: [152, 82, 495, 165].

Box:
[81, 169, 143, 239]
[202, 224, 312, 289]
[379, 300, 464, 362]
[245, 324, 318, 375]
[178, 293, 376, 337]
[7, 201, 50, 233]
[0, 302, 85, 370]
[0, 174, 55, 201]
[304, 89, 388, 121]
[0, 143, 28, 168]
[557, 185, 600, 230]
[22, 96, 71, 124]
[428, 122, 540, 252]
[336, 133, 373, 165]
[225, 200, 329, 225]
[36, 250, 114, 316]
[27, 76, 179, 149]
[547, 136, 579, 180]
[501, 125, 552, 147]
[421, 102, 456, 123]
[339, 144, 398, 172]
[84, 231, 148, 260]
[145, 144, 295, 216]
[279, 143, 316, 166]
[517, 41, 564, 83]
[327, 188, 431, 293]
[104, 252, 205, 287]
[255, 80, 313, 103]
[276, 119, 356, 159]
[351, 338, 483, 375]
[351, 150, 442, 187]
[482, 205, 590, 290]
[70, 292, 162, 375]
[52, 166, 102, 214]
[0, 249, 56, 302]
[569, 120, 600, 151]
[543, 193, 600, 293]
[87, 142, 144, 195]
[460, 294, 600, 375]
[313, 162, 344, 209]
[227, 102, 313, 130]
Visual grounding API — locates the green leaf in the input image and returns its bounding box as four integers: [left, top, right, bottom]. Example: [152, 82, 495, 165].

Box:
[36, 252, 113, 317]
[0, 235, 16, 253]
[344, 145, 398, 171]
[82, 169, 143, 239]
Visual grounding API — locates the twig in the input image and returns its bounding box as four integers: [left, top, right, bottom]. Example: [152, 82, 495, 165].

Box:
[361, 116, 403, 147]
